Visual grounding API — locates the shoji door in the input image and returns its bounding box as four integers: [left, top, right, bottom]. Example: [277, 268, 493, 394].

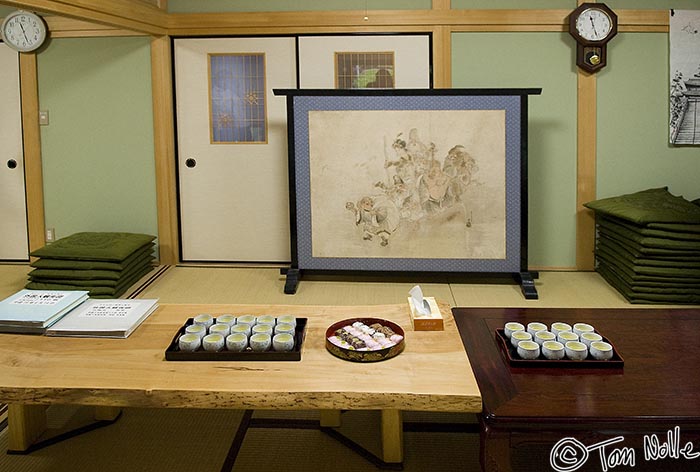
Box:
[0, 43, 29, 261]
[174, 38, 296, 262]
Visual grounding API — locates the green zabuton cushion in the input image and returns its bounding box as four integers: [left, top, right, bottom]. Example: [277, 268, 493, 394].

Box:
[30, 232, 156, 262]
[584, 187, 700, 225]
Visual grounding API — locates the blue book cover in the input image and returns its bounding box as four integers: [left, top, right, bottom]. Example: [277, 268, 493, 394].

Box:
[0, 289, 90, 328]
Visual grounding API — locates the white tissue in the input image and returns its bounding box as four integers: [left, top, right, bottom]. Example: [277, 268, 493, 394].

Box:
[409, 285, 431, 316]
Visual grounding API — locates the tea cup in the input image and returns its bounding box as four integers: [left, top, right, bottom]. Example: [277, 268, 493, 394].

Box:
[178, 333, 201, 352]
[209, 323, 231, 337]
[542, 340, 565, 360]
[225, 332, 248, 352]
[550, 322, 572, 337]
[230, 323, 251, 337]
[504, 322, 524, 339]
[565, 341, 588, 360]
[557, 331, 579, 344]
[249, 333, 271, 352]
[579, 332, 602, 348]
[510, 330, 532, 348]
[202, 333, 225, 352]
[185, 324, 207, 338]
[193, 313, 214, 329]
[216, 314, 237, 326]
[236, 314, 256, 327]
[590, 341, 613, 360]
[256, 315, 276, 327]
[534, 331, 556, 346]
[252, 324, 273, 336]
[274, 322, 295, 336]
[277, 315, 296, 328]
[516, 340, 540, 360]
[272, 333, 295, 352]
[526, 322, 548, 337]
[573, 322, 595, 337]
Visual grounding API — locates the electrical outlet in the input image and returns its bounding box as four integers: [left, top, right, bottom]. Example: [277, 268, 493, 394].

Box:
[46, 227, 55, 243]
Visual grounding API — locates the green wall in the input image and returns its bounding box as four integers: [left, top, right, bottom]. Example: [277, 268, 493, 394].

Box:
[452, 32, 578, 268]
[37, 37, 157, 243]
[598, 32, 700, 201]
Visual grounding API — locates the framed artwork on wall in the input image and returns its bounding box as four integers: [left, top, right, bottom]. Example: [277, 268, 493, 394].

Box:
[274, 88, 542, 298]
[297, 34, 430, 89]
[669, 9, 700, 145]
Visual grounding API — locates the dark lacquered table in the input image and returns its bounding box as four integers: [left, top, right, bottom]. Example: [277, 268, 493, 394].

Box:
[453, 307, 700, 472]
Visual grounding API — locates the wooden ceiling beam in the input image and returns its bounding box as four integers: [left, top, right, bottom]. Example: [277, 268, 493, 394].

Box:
[0, 0, 166, 34]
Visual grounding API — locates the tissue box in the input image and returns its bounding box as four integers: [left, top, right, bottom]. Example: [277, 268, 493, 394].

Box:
[407, 296, 444, 331]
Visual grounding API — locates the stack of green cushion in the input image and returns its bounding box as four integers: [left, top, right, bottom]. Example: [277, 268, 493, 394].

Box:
[26, 232, 156, 298]
[584, 187, 700, 304]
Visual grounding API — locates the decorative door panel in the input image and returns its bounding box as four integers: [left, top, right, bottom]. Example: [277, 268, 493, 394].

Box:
[174, 37, 296, 262]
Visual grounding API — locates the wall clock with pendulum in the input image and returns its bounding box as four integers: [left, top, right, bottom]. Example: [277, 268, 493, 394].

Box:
[568, 3, 618, 73]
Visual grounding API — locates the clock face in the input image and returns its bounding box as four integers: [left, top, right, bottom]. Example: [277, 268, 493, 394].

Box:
[1, 11, 47, 52]
[575, 8, 613, 42]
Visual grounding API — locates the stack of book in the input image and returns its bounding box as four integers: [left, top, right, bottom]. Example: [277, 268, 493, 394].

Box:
[585, 187, 700, 304]
[0, 289, 88, 334]
[0, 289, 158, 337]
[45, 298, 159, 338]
[25, 232, 156, 299]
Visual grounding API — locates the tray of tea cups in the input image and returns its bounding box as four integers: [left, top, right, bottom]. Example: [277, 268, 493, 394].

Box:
[165, 315, 307, 361]
[496, 321, 624, 368]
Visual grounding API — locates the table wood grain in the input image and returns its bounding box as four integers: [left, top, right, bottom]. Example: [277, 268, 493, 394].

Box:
[453, 307, 700, 424]
[0, 303, 481, 412]
[454, 307, 700, 471]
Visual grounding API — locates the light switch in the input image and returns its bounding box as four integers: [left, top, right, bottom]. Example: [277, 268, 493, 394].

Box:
[39, 110, 49, 125]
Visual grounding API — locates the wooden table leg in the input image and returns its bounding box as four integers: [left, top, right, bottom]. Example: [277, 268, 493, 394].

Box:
[7, 404, 48, 452]
[93, 406, 121, 422]
[479, 414, 512, 472]
[381, 409, 403, 463]
[319, 409, 342, 428]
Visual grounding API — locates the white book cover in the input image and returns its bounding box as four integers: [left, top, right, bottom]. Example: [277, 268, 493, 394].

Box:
[0, 289, 89, 327]
[45, 298, 159, 338]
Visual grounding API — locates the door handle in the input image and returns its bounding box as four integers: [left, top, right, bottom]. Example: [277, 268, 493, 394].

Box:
[7, 159, 17, 169]
[185, 158, 197, 168]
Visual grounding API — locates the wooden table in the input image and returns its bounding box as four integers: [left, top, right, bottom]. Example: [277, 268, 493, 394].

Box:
[453, 307, 700, 472]
[0, 303, 481, 466]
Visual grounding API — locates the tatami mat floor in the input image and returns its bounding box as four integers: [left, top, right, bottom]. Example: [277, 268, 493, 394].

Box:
[1, 264, 696, 472]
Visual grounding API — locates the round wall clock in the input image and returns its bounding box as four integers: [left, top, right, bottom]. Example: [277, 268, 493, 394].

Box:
[1, 10, 48, 53]
[568, 3, 618, 73]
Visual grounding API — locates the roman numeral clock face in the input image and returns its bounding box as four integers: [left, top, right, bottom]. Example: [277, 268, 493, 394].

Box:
[1, 11, 48, 53]
[568, 3, 618, 73]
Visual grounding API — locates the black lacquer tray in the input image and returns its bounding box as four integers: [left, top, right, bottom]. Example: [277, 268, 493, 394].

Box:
[165, 317, 307, 361]
[495, 328, 624, 368]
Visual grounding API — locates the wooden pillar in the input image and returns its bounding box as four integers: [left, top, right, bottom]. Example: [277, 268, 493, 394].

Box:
[150, 34, 179, 265]
[574, 0, 597, 271]
[575, 69, 597, 270]
[19, 52, 46, 255]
